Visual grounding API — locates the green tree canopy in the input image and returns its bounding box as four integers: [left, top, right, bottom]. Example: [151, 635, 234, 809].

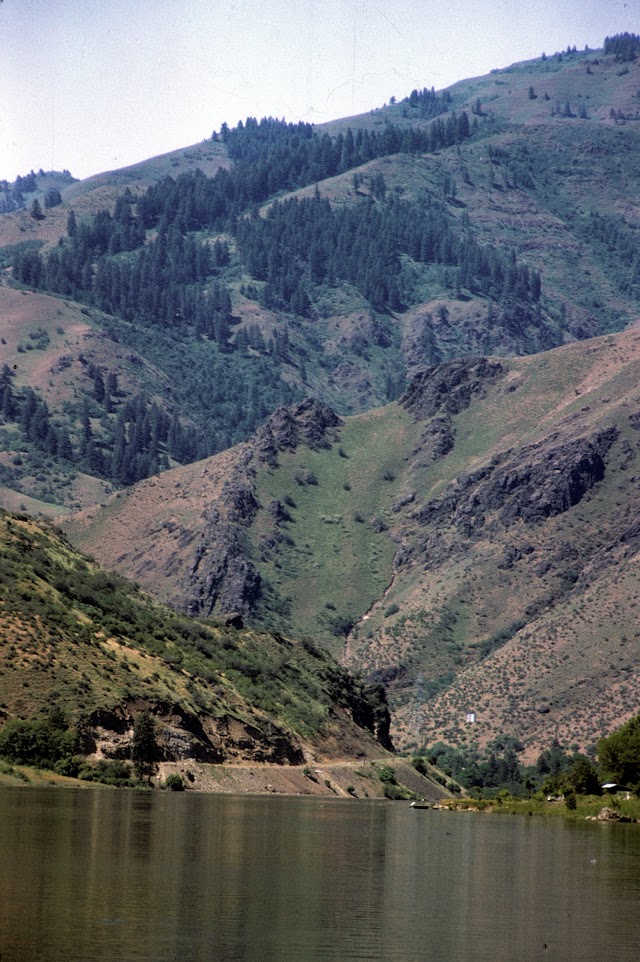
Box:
[598, 714, 640, 788]
[131, 710, 158, 781]
[564, 757, 601, 795]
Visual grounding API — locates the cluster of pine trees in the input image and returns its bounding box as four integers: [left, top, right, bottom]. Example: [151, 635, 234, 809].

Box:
[0, 362, 176, 485]
[1, 369, 73, 463]
[0, 170, 73, 214]
[13, 193, 234, 341]
[139, 112, 474, 234]
[8, 110, 542, 488]
[604, 32, 640, 61]
[12, 112, 493, 346]
[237, 193, 541, 314]
[402, 86, 453, 119]
[582, 211, 640, 292]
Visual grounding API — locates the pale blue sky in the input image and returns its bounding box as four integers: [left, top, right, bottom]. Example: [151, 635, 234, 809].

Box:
[0, 0, 636, 181]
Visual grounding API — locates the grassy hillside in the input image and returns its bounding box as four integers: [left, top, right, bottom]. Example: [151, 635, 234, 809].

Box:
[0, 509, 394, 765]
[252, 404, 419, 650]
[64, 326, 640, 760]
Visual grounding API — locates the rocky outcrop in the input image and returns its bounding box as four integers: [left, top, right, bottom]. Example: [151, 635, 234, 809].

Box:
[202, 714, 305, 764]
[322, 668, 394, 751]
[253, 399, 342, 465]
[85, 673, 392, 765]
[179, 398, 343, 618]
[409, 426, 618, 564]
[596, 806, 636, 823]
[185, 506, 262, 617]
[401, 357, 505, 419]
[401, 358, 504, 465]
[86, 701, 306, 764]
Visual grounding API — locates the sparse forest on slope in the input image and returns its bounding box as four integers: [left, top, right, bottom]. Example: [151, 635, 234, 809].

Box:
[3, 36, 640, 770]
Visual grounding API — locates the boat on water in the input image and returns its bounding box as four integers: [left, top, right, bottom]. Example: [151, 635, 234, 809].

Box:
[410, 801, 430, 809]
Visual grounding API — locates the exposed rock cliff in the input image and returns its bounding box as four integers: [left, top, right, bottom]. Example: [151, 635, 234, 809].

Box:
[181, 399, 343, 618]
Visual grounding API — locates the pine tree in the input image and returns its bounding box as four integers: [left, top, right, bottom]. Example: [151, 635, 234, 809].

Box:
[131, 711, 158, 782]
[30, 199, 45, 221]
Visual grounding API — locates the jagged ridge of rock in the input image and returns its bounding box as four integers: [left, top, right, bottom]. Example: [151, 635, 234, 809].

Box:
[62, 330, 640, 758]
[183, 400, 343, 618]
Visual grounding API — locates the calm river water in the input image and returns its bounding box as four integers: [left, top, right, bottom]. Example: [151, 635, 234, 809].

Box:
[1, 787, 639, 961]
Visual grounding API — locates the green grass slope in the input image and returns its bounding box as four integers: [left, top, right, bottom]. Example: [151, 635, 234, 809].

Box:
[0, 509, 393, 765]
[252, 403, 420, 651]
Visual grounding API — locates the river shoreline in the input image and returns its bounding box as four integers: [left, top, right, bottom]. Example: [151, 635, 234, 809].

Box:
[0, 756, 452, 801]
[4, 760, 638, 823]
[433, 795, 640, 822]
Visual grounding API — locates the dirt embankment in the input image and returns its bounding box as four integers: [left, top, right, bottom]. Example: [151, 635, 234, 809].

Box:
[155, 759, 451, 801]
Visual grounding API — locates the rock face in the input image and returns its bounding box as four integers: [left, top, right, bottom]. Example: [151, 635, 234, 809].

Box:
[409, 425, 618, 564]
[187, 521, 262, 618]
[321, 669, 394, 752]
[253, 399, 343, 466]
[180, 399, 343, 618]
[402, 358, 505, 465]
[401, 357, 505, 419]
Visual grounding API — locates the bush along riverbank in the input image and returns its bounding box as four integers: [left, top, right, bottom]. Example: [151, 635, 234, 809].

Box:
[431, 792, 640, 822]
[408, 713, 640, 813]
[0, 712, 186, 791]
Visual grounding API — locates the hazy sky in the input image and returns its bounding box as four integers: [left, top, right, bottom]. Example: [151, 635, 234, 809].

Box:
[1, 0, 636, 182]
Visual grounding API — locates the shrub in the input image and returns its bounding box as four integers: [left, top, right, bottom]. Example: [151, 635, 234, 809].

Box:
[0, 718, 78, 767]
[78, 759, 134, 787]
[164, 773, 185, 791]
[411, 755, 428, 775]
[53, 755, 83, 778]
[383, 783, 409, 800]
[377, 765, 397, 784]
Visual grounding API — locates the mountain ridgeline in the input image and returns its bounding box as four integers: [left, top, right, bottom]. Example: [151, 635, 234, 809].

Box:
[3, 35, 640, 767]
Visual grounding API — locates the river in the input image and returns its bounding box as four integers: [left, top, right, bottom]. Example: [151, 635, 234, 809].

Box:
[0, 788, 639, 961]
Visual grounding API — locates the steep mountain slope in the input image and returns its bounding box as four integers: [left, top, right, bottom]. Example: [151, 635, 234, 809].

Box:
[63, 325, 640, 760]
[0, 509, 393, 766]
[3, 42, 640, 516]
[292, 44, 640, 350]
[5, 36, 640, 768]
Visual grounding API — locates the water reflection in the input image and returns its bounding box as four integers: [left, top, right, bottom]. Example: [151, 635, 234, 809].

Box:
[0, 789, 639, 961]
